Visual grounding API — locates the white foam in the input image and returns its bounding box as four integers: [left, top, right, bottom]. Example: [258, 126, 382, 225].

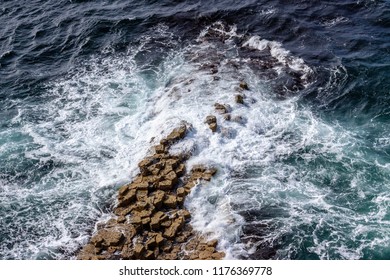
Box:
[2, 22, 389, 260]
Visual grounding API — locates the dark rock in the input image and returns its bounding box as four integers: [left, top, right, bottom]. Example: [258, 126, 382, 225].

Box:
[205, 115, 217, 125]
[235, 94, 244, 104]
[158, 180, 173, 191]
[209, 123, 217, 132]
[239, 81, 249, 90]
[214, 103, 229, 114]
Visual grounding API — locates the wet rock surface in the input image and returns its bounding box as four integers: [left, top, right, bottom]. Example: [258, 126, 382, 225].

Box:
[77, 124, 224, 260]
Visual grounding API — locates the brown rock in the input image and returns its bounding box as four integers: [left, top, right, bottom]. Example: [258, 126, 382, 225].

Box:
[235, 94, 244, 104]
[166, 158, 180, 168]
[161, 125, 187, 146]
[160, 220, 172, 228]
[164, 171, 178, 185]
[158, 180, 173, 191]
[205, 115, 217, 125]
[239, 81, 249, 90]
[209, 123, 217, 132]
[142, 217, 151, 225]
[130, 215, 142, 225]
[176, 187, 186, 197]
[163, 195, 177, 208]
[150, 211, 168, 230]
[144, 250, 154, 260]
[175, 164, 186, 176]
[176, 196, 185, 206]
[199, 251, 213, 260]
[134, 244, 145, 258]
[214, 103, 229, 114]
[207, 239, 218, 247]
[156, 233, 164, 246]
[154, 144, 166, 154]
[151, 190, 165, 208]
[91, 229, 124, 248]
[146, 236, 157, 250]
[117, 189, 136, 207]
[118, 184, 130, 197]
[136, 190, 149, 201]
[212, 252, 225, 259]
[138, 157, 155, 175]
[192, 165, 206, 173]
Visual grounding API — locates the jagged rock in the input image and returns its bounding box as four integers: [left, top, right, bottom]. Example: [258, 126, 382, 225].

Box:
[158, 180, 174, 191]
[154, 144, 166, 154]
[163, 195, 177, 208]
[131, 181, 149, 190]
[144, 250, 154, 260]
[239, 81, 249, 90]
[235, 94, 244, 104]
[209, 123, 217, 132]
[166, 158, 180, 168]
[78, 122, 225, 260]
[192, 165, 207, 173]
[139, 157, 155, 175]
[175, 164, 186, 176]
[134, 244, 145, 258]
[164, 171, 178, 185]
[161, 220, 172, 228]
[136, 190, 148, 201]
[142, 217, 151, 225]
[151, 190, 165, 208]
[207, 239, 218, 247]
[205, 115, 217, 125]
[117, 189, 136, 207]
[150, 211, 168, 230]
[212, 252, 225, 259]
[176, 187, 186, 197]
[199, 251, 213, 260]
[178, 209, 191, 219]
[146, 236, 157, 250]
[160, 125, 187, 146]
[214, 103, 229, 114]
[91, 229, 124, 248]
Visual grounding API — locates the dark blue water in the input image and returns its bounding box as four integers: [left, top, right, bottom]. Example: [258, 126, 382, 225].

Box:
[1, 0, 390, 259]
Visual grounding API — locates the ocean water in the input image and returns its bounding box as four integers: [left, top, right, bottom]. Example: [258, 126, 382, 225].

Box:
[0, 0, 390, 260]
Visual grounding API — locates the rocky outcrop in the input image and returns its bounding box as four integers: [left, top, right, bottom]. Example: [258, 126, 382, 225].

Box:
[77, 123, 224, 260]
[205, 115, 217, 132]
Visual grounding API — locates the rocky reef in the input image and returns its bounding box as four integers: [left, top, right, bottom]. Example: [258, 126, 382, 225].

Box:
[77, 123, 225, 260]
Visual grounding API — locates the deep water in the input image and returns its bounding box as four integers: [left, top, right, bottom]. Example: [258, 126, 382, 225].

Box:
[0, 0, 390, 259]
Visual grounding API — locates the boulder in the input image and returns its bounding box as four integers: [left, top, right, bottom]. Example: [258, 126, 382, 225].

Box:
[158, 180, 173, 191]
[134, 244, 145, 258]
[146, 236, 157, 250]
[163, 195, 177, 208]
[239, 81, 249, 90]
[205, 115, 217, 125]
[154, 144, 166, 154]
[235, 94, 244, 104]
[199, 251, 213, 260]
[151, 190, 165, 208]
[176, 187, 186, 197]
[209, 123, 217, 132]
[164, 171, 178, 185]
[214, 103, 229, 114]
[117, 189, 136, 207]
[175, 164, 186, 176]
[91, 229, 124, 248]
